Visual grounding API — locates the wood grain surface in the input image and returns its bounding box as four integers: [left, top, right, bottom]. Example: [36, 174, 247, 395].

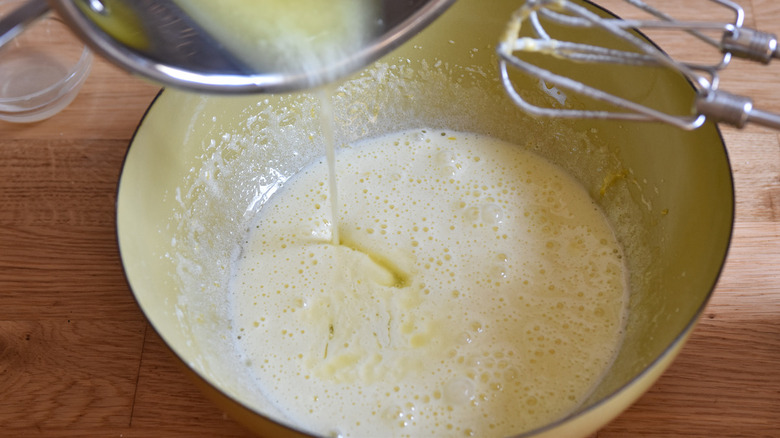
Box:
[1, 1, 778, 437]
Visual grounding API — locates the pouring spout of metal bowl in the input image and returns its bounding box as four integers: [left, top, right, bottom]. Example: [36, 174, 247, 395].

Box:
[498, 0, 780, 131]
[1, 0, 455, 94]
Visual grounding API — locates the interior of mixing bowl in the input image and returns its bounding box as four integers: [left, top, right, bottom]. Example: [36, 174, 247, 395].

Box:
[117, 0, 733, 436]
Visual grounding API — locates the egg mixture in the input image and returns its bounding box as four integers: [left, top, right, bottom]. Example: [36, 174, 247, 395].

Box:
[229, 128, 628, 437]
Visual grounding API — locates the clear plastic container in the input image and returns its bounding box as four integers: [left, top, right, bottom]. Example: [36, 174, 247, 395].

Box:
[0, 0, 92, 123]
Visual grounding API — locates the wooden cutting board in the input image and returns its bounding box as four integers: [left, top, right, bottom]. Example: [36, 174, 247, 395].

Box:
[1, 0, 778, 436]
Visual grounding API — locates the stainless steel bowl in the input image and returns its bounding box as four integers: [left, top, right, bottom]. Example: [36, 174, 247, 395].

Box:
[2, 0, 454, 93]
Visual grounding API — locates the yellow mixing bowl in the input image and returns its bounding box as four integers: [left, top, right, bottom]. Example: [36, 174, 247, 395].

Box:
[117, 0, 733, 436]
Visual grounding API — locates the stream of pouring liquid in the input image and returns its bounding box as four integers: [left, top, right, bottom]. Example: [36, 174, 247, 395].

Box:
[317, 89, 340, 245]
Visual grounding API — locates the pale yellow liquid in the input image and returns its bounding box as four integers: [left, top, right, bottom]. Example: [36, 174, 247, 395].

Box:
[317, 89, 341, 246]
[229, 129, 628, 437]
[174, 0, 377, 79]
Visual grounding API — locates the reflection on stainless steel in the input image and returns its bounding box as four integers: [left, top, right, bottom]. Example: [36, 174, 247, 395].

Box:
[1, 0, 454, 93]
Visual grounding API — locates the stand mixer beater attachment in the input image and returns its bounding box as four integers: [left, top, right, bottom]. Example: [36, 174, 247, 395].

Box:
[498, 0, 780, 130]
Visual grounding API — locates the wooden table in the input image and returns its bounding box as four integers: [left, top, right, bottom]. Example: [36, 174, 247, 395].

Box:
[1, 1, 778, 437]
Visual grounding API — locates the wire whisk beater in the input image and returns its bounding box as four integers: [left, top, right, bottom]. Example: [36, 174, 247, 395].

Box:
[497, 0, 780, 130]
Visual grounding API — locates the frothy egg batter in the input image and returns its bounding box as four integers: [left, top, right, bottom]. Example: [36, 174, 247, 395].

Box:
[229, 129, 628, 437]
